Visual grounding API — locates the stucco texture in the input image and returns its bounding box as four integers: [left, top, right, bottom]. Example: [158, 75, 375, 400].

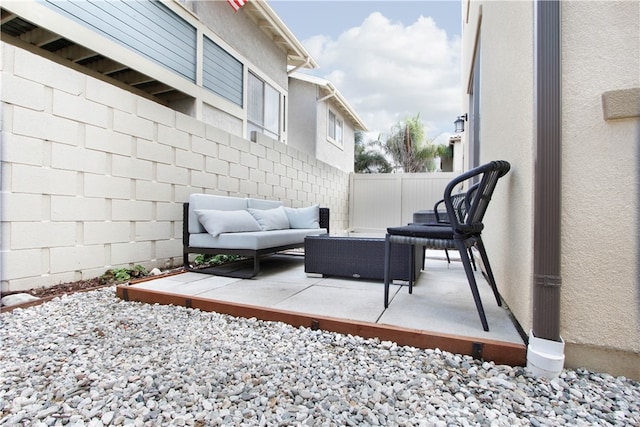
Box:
[463, 0, 640, 378]
[560, 1, 640, 358]
[463, 1, 536, 335]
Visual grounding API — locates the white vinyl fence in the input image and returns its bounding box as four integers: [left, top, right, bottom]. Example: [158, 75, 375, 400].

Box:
[348, 172, 457, 233]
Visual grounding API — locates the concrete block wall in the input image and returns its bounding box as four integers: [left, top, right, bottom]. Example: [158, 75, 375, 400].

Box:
[1, 43, 350, 292]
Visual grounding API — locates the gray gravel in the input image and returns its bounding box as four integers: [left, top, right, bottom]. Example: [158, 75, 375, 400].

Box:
[1, 287, 639, 426]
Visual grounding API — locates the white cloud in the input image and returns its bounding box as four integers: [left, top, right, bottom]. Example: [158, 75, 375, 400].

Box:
[302, 11, 461, 143]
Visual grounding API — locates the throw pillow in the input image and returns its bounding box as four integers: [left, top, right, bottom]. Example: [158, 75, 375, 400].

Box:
[284, 204, 320, 229]
[247, 206, 290, 230]
[194, 209, 261, 237]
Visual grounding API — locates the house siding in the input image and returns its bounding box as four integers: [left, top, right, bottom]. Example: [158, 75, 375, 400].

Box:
[203, 35, 243, 106]
[5, 0, 289, 140]
[0, 43, 350, 292]
[40, 0, 197, 81]
[181, 0, 288, 91]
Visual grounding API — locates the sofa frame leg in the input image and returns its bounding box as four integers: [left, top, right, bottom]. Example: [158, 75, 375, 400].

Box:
[182, 252, 261, 279]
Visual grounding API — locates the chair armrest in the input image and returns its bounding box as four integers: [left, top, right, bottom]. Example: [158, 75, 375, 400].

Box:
[433, 199, 449, 223]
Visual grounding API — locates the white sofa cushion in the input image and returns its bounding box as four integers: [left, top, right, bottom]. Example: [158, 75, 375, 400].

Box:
[247, 206, 290, 231]
[247, 198, 282, 210]
[189, 228, 328, 250]
[284, 204, 320, 229]
[188, 194, 248, 234]
[195, 209, 261, 237]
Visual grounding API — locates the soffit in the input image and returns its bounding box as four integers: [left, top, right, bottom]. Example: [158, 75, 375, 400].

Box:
[242, 0, 318, 70]
[291, 72, 368, 131]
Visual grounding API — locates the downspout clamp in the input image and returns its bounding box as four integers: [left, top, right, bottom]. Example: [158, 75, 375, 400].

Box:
[528, 0, 565, 378]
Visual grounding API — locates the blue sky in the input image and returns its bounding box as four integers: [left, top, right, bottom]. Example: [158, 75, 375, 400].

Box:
[269, 0, 463, 144]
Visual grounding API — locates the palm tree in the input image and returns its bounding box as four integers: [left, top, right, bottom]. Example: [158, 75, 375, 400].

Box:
[354, 132, 392, 173]
[378, 114, 438, 173]
[419, 140, 453, 172]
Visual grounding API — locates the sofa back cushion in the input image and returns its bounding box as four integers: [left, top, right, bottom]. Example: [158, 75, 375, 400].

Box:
[247, 206, 290, 231]
[284, 204, 320, 229]
[247, 198, 282, 210]
[195, 209, 261, 237]
[188, 194, 248, 234]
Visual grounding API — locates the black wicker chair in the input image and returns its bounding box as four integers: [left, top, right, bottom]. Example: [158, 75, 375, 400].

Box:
[429, 184, 480, 268]
[383, 160, 511, 331]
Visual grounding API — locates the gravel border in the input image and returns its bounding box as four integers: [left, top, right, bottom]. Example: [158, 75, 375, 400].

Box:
[1, 287, 639, 426]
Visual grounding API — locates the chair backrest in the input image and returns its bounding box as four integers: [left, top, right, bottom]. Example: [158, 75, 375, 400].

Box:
[443, 160, 511, 235]
[436, 183, 479, 224]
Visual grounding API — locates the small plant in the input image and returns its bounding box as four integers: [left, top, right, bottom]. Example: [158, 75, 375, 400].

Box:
[194, 254, 244, 267]
[99, 265, 148, 284]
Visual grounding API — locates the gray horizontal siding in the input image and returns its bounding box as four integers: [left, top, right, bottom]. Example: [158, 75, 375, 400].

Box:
[203, 36, 243, 106]
[40, 0, 196, 81]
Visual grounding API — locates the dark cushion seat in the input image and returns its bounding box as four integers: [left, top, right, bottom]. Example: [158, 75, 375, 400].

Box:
[387, 224, 454, 239]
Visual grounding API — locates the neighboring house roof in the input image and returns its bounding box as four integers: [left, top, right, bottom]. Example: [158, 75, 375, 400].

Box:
[243, 0, 318, 71]
[290, 72, 369, 132]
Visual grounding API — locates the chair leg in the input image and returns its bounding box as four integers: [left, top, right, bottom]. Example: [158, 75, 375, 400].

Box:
[475, 238, 502, 307]
[183, 252, 190, 269]
[444, 248, 451, 264]
[407, 245, 415, 294]
[252, 256, 260, 278]
[455, 239, 490, 332]
[468, 248, 477, 271]
[383, 235, 392, 308]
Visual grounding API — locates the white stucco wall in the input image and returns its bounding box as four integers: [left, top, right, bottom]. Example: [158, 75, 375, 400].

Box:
[286, 78, 317, 157]
[0, 43, 351, 292]
[463, 0, 640, 378]
[560, 0, 640, 373]
[314, 101, 356, 173]
[288, 77, 357, 173]
[462, 0, 536, 337]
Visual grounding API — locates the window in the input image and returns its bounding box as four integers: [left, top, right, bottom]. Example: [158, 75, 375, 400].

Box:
[247, 72, 280, 140]
[328, 109, 343, 146]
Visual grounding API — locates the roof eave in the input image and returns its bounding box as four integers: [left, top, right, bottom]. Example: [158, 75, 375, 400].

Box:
[291, 73, 368, 131]
[243, 0, 318, 70]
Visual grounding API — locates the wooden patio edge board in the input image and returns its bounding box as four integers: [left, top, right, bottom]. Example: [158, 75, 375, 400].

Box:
[116, 284, 526, 367]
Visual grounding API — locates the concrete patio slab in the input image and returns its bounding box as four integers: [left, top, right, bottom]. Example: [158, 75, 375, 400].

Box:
[273, 281, 387, 323]
[117, 250, 527, 366]
[198, 279, 310, 307]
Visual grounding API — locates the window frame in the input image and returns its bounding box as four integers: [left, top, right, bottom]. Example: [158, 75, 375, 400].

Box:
[327, 108, 344, 147]
[247, 71, 282, 141]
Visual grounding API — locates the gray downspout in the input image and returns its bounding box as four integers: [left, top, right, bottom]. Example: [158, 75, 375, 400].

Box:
[533, 0, 562, 343]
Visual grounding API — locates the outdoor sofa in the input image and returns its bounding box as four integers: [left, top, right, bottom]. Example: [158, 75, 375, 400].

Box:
[183, 194, 329, 278]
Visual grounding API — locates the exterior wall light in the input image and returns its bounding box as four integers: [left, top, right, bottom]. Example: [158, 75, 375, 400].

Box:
[454, 114, 468, 133]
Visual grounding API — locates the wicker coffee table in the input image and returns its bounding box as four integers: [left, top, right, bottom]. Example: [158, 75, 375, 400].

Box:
[304, 235, 422, 281]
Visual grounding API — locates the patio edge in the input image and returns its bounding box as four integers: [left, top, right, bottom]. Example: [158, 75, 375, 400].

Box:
[115, 284, 526, 366]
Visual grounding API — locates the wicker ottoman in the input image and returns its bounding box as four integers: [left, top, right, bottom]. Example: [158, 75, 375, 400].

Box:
[304, 235, 422, 281]
[413, 210, 437, 223]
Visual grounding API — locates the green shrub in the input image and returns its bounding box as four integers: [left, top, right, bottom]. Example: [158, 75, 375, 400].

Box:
[194, 254, 243, 267]
[100, 265, 148, 284]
